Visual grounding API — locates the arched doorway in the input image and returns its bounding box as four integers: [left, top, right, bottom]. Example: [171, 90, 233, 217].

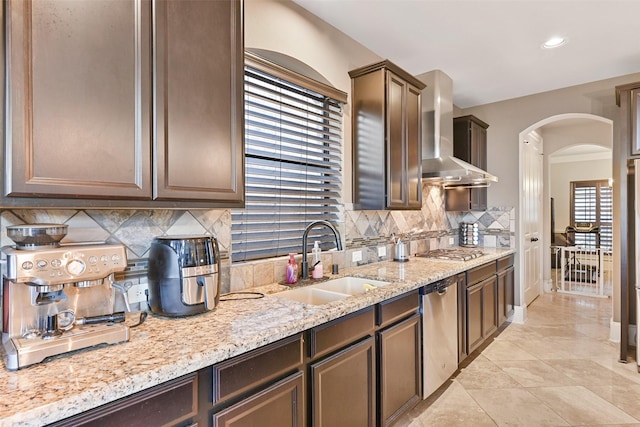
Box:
[516, 114, 613, 326]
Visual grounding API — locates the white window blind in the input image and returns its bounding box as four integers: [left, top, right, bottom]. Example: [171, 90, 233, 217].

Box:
[570, 180, 612, 251]
[232, 62, 344, 262]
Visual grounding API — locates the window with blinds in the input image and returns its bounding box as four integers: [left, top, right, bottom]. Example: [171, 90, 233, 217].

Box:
[232, 57, 345, 262]
[570, 180, 612, 251]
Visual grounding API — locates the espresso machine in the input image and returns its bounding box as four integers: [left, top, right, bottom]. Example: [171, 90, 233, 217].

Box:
[1, 224, 130, 370]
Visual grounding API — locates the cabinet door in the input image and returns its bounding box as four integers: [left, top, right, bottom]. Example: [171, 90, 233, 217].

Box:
[378, 314, 421, 427]
[310, 337, 375, 427]
[154, 0, 244, 203]
[497, 270, 507, 326]
[504, 266, 515, 319]
[212, 371, 304, 427]
[385, 73, 421, 210]
[5, 0, 152, 199]
[466, 281, 484, 354]
[51, 373, 198, 427]
[386, 72, 406, 209]
[457, 273, 468, 363]
[632, 88, 640, 156]
[406, 84, 422, 209]
[482, 276, 498, 337]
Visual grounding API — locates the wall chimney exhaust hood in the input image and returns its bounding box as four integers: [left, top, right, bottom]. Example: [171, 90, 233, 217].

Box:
[417, 70, 498, 187]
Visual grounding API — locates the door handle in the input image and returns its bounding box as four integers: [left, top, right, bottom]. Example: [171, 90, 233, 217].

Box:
[531, 237, 539, 242]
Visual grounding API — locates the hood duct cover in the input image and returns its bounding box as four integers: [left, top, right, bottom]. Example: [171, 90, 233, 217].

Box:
[416, 70, 498, 187]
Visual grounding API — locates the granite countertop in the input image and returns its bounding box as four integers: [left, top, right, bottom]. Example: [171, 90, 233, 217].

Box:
[0, 248, 514, 426]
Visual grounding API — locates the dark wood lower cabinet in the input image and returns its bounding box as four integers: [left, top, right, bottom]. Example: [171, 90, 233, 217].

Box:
[466, 275, 498, 355]
[497, 252, 515, 325]
[466, 280, 484, 354]
[50, 373, 198, 427]
[464, 257, 514, 356]
[498, 266, 515, 325]
[211, 371, 304, 427]
[310, 337, 376, 427]
[504, 265, 515, 318]
[377, 313, 421, 427]
[456, 273, 468, 363]
[482, 276, 498, 338]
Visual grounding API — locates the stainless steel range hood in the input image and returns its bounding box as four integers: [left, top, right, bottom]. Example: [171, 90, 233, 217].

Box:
[417, 70, 498, 187]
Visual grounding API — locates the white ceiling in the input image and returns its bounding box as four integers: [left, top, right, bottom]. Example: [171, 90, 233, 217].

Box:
[292, 0, 640, 108]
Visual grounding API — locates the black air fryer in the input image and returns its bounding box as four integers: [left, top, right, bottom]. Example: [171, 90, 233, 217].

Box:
[147, 235, 221, 317]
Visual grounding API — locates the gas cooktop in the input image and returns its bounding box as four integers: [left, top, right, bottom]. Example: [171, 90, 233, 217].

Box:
[415, 248, 485, 261]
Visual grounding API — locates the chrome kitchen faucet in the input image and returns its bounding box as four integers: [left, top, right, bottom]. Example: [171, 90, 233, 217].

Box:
[301, 220, 342, 279]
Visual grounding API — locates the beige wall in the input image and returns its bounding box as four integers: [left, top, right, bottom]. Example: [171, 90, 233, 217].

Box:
[245, 0, 382, 204]
[550, 158, 612, 232]
[460, 74, 639, 210]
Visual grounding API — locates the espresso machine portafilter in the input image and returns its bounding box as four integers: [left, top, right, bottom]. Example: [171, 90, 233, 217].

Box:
[1, 224, 131, 370]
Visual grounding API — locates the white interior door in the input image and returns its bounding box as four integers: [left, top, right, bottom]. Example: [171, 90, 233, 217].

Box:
[523, 131, 544, 305]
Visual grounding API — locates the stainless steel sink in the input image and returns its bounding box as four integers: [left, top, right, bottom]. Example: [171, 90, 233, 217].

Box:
[276, 276, 391, 305]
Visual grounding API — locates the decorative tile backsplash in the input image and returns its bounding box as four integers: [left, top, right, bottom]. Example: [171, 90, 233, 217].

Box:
[0, 182, 514, 294]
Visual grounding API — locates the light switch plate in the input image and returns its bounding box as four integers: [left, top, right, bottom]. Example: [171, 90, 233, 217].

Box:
[352, 250, 362, 262]
[449, 237, 455, 245]
[377, 246, 386, 257]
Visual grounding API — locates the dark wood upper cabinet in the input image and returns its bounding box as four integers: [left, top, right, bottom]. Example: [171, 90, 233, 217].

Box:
[154, 0, 244, 202]
[5, 0, 152, 199]
[616, 83, 640, 157]
[350, 60, 425, 210]
[446, 115, 489, 211]
[2, 0, 244, 208]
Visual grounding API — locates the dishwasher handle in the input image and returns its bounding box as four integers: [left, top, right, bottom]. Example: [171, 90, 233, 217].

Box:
[421, 275, 457, 295]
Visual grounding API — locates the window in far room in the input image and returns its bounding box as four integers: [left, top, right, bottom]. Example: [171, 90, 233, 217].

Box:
[570, 179, 612, 251]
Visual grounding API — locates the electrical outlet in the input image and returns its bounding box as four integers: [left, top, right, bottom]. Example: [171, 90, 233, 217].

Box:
[352, 250, 362, 263]
[377, 246, 386, 257]
[449, 237, 455, 245]
[127, 283, 148, 304]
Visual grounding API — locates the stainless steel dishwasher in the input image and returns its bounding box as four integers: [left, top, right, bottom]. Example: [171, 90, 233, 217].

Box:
[421, 275, 458, 398]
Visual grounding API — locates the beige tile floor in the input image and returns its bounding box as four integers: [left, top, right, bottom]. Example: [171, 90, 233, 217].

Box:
[396, 292, 640, 426]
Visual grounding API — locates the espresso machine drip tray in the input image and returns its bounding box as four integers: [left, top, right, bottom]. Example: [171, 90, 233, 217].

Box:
[5, 324, 129, 371]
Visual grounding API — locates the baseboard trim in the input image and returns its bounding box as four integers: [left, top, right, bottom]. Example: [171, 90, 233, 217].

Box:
[629, 322, 637, 347]
[512, 305, 527, 324]
[609, 318, 637, 346]
[610, 318, 621, 343]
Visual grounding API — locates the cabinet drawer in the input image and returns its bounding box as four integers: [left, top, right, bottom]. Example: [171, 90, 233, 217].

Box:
[212, 371, 304, 427]
[52, 373, 198, 427]
[376, 290, 420, 328]
[308, 307, 375, 359]
[212, 334, 303, 404]
[497, 254, 514, 271]
[467, 262, 497, 284]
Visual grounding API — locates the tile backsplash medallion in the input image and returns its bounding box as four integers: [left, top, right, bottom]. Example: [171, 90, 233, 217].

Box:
[0, 182, 514, 297]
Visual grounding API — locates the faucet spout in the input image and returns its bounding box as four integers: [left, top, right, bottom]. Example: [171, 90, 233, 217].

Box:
[301, 220, 342, 279]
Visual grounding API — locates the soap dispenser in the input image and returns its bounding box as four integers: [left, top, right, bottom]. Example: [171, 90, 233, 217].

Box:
[286, 253, 298, 285]
[311, 241, 323, 279]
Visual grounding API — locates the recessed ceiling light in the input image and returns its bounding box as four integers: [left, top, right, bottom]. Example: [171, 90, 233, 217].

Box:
[542, 36, 568, 49]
